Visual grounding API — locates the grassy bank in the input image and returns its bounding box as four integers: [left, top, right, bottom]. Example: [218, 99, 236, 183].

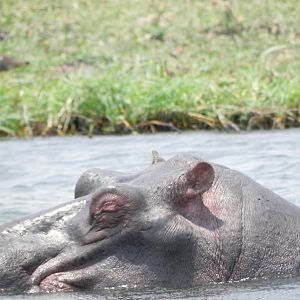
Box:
[0, 0, 300, 136]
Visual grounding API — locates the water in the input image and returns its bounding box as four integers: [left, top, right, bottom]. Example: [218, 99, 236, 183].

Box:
[0, 129, 299, 299]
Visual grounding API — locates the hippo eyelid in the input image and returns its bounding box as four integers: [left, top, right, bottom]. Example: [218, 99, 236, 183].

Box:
[91, 186, 119, 200]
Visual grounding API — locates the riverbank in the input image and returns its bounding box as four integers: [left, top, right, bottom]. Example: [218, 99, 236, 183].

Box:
[1, 0, 300, 137]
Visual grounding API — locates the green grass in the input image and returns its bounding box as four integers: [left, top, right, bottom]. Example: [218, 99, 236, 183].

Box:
[0, 0, 300, 136]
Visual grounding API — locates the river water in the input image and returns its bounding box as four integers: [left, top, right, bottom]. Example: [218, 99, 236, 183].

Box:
[0, 129, 299, 299]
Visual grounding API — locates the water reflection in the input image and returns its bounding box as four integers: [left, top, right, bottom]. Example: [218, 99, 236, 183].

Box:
[1, 277, 299, 300]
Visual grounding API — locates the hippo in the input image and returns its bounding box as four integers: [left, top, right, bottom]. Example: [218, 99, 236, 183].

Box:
[0, 152, 299, 294]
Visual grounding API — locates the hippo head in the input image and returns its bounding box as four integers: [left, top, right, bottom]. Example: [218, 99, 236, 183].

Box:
[1, 152, 299, 294]
[31, 153, 224, 293]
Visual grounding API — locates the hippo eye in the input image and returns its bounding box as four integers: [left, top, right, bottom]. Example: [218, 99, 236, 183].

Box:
[90, 192, 130, 223]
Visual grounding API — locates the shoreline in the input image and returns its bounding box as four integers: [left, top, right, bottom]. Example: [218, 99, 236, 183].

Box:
[0, 109, 299, 137]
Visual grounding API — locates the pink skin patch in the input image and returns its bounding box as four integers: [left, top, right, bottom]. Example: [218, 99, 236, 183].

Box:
[39, 273, 75, 293]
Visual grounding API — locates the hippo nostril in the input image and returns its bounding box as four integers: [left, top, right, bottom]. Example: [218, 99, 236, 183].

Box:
[30, 240, 111, 290]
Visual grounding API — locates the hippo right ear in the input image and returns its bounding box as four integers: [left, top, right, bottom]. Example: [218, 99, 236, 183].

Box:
[179, 162, 214, 206]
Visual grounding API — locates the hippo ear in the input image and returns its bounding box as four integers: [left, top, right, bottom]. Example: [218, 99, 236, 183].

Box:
[152, 150, 166, 165]
[178, 162, 221, 229]
[180, 162, 214, 203]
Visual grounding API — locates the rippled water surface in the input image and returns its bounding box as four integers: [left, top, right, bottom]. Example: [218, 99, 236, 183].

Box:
[0, 129, 299, 299]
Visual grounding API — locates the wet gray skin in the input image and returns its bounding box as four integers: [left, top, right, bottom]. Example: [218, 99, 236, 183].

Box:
[0, 152, 299, 294]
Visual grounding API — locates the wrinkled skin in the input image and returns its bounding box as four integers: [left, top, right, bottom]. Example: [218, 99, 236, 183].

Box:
[0, 153, 299, 294]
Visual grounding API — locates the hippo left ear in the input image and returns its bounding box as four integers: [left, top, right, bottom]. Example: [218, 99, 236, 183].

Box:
[180, 162, 214, 202]
[152, 150, 165, 165]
